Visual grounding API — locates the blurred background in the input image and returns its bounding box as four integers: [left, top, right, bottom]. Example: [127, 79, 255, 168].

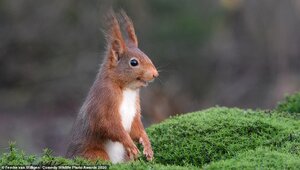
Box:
[1, 0, 300, 156]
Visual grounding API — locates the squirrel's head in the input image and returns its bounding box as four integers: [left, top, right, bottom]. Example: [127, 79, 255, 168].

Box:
[103, 10, 158, 89]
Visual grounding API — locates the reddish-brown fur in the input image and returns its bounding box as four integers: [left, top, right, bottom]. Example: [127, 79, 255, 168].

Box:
[66, 10, 158, 162]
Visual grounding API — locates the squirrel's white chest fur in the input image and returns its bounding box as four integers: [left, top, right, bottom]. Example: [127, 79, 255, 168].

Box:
[105, 88, 138, 163]
[120, 89, 138, 131]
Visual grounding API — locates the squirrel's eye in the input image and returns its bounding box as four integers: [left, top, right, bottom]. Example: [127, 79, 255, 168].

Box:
[130, 59, 139, 67]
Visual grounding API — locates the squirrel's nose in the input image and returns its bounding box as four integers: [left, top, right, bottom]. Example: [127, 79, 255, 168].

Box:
[153, 69, 159, 78]
[145, 67, 159, 81]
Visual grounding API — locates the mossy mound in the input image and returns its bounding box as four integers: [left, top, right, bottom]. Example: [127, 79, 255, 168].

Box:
[1, 107, 299, 169]
[277, 92, 300, 116]
[146, 107, 300, 167]
[204, 147, 300, 169]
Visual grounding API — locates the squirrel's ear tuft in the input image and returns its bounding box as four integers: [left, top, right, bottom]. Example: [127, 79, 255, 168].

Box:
[118, 10, 138, 47]
[105, 10, 126, 54]
[111, 39, 123, 54]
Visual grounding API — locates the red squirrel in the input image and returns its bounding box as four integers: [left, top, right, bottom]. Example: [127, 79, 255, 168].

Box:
[66, 11, 158, 163]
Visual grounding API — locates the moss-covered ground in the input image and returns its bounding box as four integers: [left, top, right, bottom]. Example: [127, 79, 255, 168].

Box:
[1, 93, 300, 169]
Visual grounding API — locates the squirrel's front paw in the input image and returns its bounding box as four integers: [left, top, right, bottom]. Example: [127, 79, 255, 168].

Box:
[143, 146, 153, 161]
[126, 144, 140, 160]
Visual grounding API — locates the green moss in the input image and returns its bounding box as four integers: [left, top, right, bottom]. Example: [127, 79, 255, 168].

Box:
[1, 106, 299, 169]
[277, 92, 300, 117]
[146, 107, 300, 167]
[0, 143, 197, 169]
[204, 147, 300, 170]
[0, 143, 101, 166]
[111, 161, 197, 170]
[274, 132, 300, 156]
[0, 142, 36, 166]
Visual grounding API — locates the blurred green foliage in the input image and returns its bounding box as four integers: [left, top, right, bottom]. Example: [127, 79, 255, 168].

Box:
[277, 92, 300, 117]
